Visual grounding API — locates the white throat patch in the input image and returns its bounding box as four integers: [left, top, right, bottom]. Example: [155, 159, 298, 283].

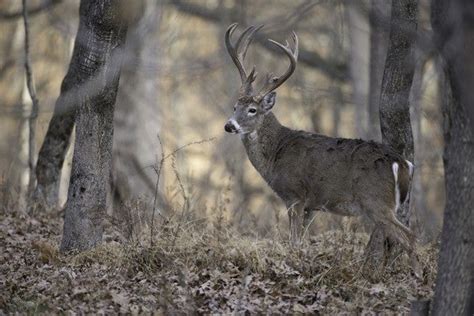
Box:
[249, 130, 258, 140]
[241, 130, 258, 141]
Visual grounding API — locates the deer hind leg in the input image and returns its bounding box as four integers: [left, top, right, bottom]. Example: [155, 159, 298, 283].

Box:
[386, 213, 422, 278]
[288, 201, 305, 246]
[371, 207, 421, 278]
[362, 197, 421, 278]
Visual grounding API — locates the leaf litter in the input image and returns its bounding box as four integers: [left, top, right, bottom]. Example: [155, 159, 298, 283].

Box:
[0, 210, 437, 314]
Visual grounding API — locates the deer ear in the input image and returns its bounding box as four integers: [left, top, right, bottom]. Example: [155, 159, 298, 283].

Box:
[261, 92, 276, 111]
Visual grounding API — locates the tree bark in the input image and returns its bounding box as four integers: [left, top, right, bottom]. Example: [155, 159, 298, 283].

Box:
[379, 0, 418, 225]
[33, 21, 80, 210]
[431, 1, 474, 314]
[379, 0, 417, 162]
[368, 0, 391, 141]
[33, 96, 74, 209]
[60, 0, 128, 253]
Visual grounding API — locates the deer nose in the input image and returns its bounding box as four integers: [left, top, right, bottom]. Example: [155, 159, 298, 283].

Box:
[224, 121, 237, 133]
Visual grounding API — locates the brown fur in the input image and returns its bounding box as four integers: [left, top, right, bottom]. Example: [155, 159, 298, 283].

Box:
[243, 113, 405, 212]
[240, 113, 415, 251]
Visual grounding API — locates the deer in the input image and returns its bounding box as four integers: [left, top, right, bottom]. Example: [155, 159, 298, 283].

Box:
[223, 23, 420, 274]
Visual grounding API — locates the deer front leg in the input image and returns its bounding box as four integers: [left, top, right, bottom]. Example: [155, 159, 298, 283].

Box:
[288, 201, 305, 246]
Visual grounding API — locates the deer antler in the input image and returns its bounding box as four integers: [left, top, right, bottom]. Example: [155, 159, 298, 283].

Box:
[225, 23, 263, 88]
[256, 32, 299, 100]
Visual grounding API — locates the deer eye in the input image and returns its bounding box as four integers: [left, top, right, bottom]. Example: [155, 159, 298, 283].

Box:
[248, 108, 257, 115]
[233, 106, 236, 112]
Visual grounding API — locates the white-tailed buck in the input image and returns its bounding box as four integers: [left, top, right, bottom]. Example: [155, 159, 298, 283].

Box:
[224, 23, 418, 268]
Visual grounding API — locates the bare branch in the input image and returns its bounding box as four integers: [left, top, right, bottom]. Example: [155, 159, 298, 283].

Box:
[169, 0, 348, 81]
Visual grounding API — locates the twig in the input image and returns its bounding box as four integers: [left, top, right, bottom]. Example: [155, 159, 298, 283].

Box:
[161, 137, 216, 162]
[170, 155, 189, 250]
[149, 135, 215, 247]
[150, 134, 166, 247]
[22, 0, 39, 200]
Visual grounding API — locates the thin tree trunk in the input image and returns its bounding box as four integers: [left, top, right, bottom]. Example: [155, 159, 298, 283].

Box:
[330, 5, 344, 138]
[33, 62, 76, 209]
[368, 0, 391, 141]
[5, 19, 29, 211]
[22, 0, 39, 200]
[33, 28, 78, 209]
[15, 79, 32, 211]
[34, 109, 74, 210]
[331, 85, 342, 137]
[430, 1, 474, 314]
[409, 52, 433, 240]
[346, 2, 369, 139]
[60, 0, 128, 252]
[56, 38, 76, 208]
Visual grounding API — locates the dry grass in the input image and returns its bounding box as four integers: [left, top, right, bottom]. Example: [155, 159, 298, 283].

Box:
[0, 204, 437, 314]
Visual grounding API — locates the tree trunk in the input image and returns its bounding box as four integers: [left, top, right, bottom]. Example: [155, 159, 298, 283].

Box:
[409, 53, 430, 240]
[379, 0, 418, 225]
[33, 43, 78, 210]
[368, 0, 391, 141]
[13, 79, 32, 211]
[60, 0, 128, 253]
[430, 1, 474, 314]
[346, 2, 369, 139]
[22, 0, 39, 201]
[5, 19, 29, 211]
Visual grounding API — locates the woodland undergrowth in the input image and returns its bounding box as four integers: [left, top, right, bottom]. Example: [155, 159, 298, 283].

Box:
[1, 200, 437, 314]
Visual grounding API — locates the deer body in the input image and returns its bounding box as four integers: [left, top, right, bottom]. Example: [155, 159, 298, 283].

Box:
[241, 112, 412, 223]
[223, 24, 417, 263]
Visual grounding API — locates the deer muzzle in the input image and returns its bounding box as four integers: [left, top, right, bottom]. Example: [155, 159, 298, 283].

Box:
[224, 119, 239, 133]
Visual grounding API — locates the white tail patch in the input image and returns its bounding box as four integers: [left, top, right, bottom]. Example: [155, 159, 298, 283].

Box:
[404, 159, 414, 204]
[406, 160, 414, 177]
[392, 162, 400, 211]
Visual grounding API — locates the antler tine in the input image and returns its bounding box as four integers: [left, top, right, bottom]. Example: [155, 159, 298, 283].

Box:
[235, 25, 255, 54]
[239, 25, 264, 62]
[225, 23, 261, 84]
[292, 31, 299, 57]
[225, 23, 246, 82]
[257, 31, 299, 100]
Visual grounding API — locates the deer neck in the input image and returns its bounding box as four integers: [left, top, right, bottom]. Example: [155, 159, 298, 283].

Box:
[241, 112, 283, 181]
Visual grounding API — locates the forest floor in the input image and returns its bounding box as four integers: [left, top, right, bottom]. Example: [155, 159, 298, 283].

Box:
[0, 210, 437, 314]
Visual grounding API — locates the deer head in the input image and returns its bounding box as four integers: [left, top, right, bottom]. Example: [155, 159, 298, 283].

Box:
[224, 23, 299, 135]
